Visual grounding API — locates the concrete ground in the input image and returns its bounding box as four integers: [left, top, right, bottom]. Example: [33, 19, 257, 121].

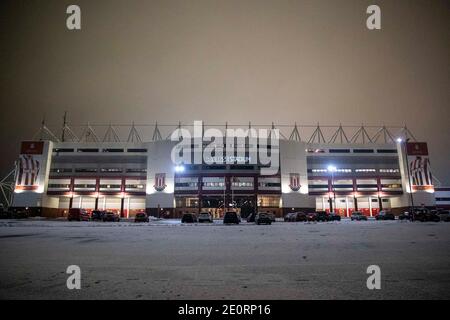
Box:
[0, 218, 449, 300]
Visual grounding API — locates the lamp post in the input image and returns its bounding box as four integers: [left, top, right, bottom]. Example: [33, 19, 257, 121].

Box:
[327, 165, 337, 213]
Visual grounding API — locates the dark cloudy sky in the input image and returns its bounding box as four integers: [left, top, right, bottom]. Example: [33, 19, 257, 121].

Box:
[0, 0, 449, 183]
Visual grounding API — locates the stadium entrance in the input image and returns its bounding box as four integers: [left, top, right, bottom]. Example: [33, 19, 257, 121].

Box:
[200, 195, 256, 219]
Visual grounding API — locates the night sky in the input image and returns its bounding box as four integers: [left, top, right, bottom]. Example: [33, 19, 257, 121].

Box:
[0, 0, 449, 183]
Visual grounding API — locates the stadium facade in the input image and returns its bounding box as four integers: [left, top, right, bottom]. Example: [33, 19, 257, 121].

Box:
[11, 122, 440, 218]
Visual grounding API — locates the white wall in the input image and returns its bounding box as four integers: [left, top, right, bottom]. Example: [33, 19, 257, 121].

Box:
[146, 141, 177, 208]
[280, 140, 315, 208]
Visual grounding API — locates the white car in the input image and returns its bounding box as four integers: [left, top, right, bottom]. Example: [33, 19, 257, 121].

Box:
[198, 212, 213, 223]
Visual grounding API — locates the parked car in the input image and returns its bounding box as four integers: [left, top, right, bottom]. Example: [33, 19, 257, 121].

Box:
[289, 212, 307, 222]
[255, 212, 272, 225]
[398, 211, 411, 221]
[12, 210, 29, 219]
[306, 212, 317, 222]
[315, 211, 330, 222]
[375, 211, 395, 220]
[103, 211, 120, 222]
[198, 212, 213, 223]
[91, 210, 106, 221]
[414, 209, 440, 222]
[436, 210, 450, 222]
[247, 212, 257, 223]
[67, 208, 88, 221]
[351, 211, 368, 221]
[181, 213, 197, 223]
[267, 212, 276, 222]
[80, 210, 90, 221]
[284, 212, 295, 222]
[223, 211, 240, 224]
[328, 212, 341, 221]
[134, 212, 149, 223]
[0, 208, 12, 219]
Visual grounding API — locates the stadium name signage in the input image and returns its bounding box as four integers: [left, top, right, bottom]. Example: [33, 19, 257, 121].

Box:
[170, 121, 279, 175]
[204, 156, 251, 164]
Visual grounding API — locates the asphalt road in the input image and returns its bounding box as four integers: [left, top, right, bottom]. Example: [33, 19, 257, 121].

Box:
[0, 219, 449, 299]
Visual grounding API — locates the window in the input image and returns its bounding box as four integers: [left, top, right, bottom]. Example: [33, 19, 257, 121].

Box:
[336, 168, 352, 173]
[329, 149, 351, 153]
[126, 168, 147, 173]
[100, 168, 122, 173]
[127, 148, 147, 153]
[203, 182, 225, 187]
[257, 196, 280, 207]
[74, 184, 96, 189]
[311, 169, 327, 173]
[53, 148, 74, 153]
[308, 184, 329, 189]
[48, 184, 70, 189]
[258, 182, 281, 188]
[379, 168, 400, 173]
[99, 184, 121, 189]
[436, 197, 450, 201]
[102, 148, 124, 153]
[74, 168, 98, 173]
[77, 148, 99, 153]
[230, 165, 255, 170]
[175, 182, 198, 188]
[355, 169, 376, 173]
[50, 168, 72, 173]
[231, 182, 253, 187]
[306, 148, 325, 153]
[176, 197, 199, 208]
[377, 149, 397, 153]
[203, 165, 226, 170]
[353, 149, 374, 153]
[125, 184, 145, 190]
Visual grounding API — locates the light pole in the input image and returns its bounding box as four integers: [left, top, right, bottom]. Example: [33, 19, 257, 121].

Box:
[327, 165, 337, 213]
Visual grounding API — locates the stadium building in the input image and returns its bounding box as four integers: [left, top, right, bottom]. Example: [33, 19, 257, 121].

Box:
[11, 121, 439, 218]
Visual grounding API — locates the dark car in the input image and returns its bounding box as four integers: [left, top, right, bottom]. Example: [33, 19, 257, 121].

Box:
[181, 213, 197, 223]
[91, 210, 106, 221]
[223, 211, 240, 224]
[351, 211, 368, 221]
[375, 211, 395, 220]
[284, 212, 295, 222]
[80, 210, 90, 221]
[0, 208, 12, 219]
[134, 212, 149, 223]
[67, 208, 88, 221]
[247, 212, 257, 223]
[103, 211, 120, 222]
[12, 210, 29, 219]
[436, 210, 450, 222]
[291, 212, 307, 222]
[306, 212, 317, 222]
[398, 211, 411, 221]
[255, 212, 272, 225]
[414, 209, 440, 222]
[329, 212, 341, 221]
[267, 213, 276, 222]
[315, 211, 330, 222]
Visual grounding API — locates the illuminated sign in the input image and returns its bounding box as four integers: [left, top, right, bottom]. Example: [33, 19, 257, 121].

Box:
[15, 141, 44, 192]
[406, 142, 433, 191]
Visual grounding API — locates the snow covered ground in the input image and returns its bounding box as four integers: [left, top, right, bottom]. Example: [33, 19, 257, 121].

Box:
[0, 219, 449, 299]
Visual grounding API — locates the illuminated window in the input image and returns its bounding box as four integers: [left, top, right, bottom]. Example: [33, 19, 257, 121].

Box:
[379, 168, 400, 173]
[355, 169, 376, 173]
[257, 195, 280, 207]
